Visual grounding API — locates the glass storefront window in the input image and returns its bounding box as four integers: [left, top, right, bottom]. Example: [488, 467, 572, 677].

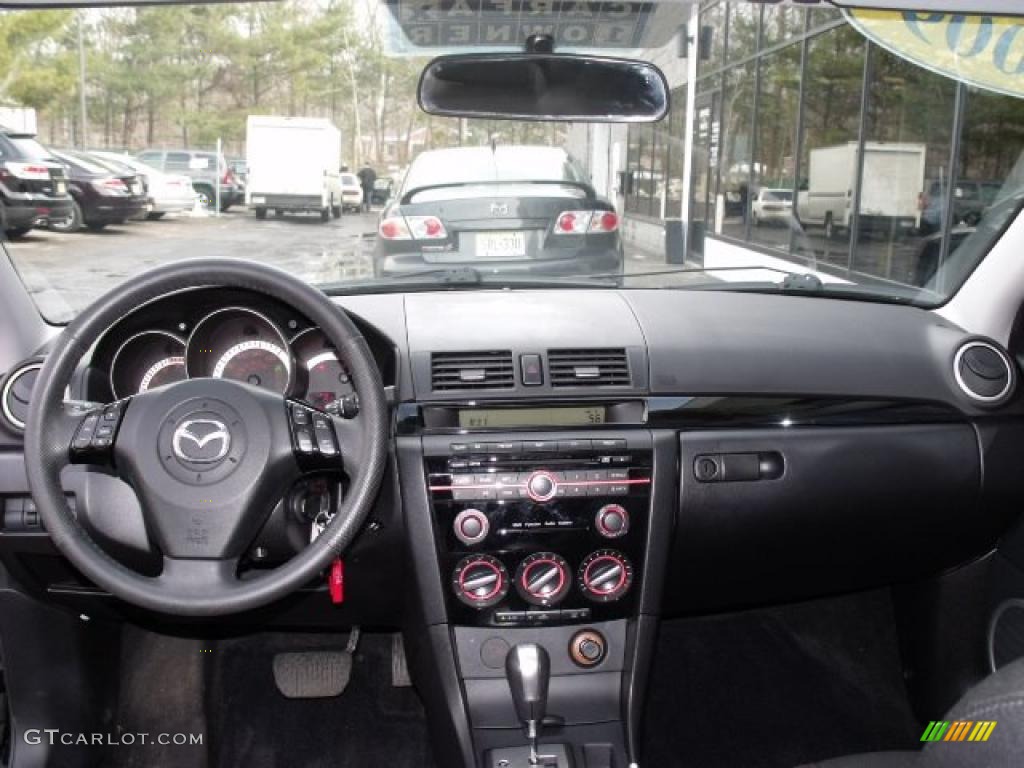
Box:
[699, 1, 726, 75]
[665, 94, 686, 218]
[794, 26, 865, 269]
[720, 60, 755, 240]
[751, 44, 801, 251]
[726, 3, 758, 64]
[853, 46, 955, 283]
[762, 4, 805, 49]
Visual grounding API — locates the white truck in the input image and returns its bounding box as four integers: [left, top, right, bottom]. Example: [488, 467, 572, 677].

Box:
[245, 116, 342, 221]
[797, 142, 927, 239]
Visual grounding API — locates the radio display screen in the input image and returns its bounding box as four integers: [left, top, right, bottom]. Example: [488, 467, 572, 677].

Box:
[458, 406, 606, 429]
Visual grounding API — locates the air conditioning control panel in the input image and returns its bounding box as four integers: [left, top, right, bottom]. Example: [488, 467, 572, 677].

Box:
[425, 431, 652, 628]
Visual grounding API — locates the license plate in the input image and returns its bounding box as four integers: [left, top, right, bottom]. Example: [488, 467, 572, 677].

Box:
[475, 231, 527, 259]
[55, 181, 66, 196]
[252, 195, 266, 204]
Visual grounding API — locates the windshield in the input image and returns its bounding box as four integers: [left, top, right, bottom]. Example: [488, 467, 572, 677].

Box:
[2, 1, 1022, 323]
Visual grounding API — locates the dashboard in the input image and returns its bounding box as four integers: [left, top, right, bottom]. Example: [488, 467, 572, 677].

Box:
[84, 288, 396, 408]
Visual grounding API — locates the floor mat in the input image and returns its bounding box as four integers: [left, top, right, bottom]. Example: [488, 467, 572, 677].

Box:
[642, 589, 922, 768]
[207, 631, 435, 768]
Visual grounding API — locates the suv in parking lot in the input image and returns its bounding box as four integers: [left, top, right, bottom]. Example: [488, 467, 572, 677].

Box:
[135, 148, 242, 211]
[0, 126, 72, 238]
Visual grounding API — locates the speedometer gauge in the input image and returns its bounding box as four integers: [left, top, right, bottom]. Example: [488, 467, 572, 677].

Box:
[185, 306, 294, 394]
[140, 356, 186, 392]
[213, 339, 291, 393]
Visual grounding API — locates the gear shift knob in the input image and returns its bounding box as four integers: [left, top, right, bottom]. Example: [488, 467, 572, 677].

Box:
[505, 643, 551, 729]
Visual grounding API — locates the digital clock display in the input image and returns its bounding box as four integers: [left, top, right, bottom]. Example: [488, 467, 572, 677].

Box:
[458, 406, 606, 429]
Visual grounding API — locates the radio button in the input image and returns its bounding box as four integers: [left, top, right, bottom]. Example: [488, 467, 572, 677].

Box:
[564, 470, 587, 483]
[608, 469, 630, 481]
[454, 508, 489, 545]
[488, 441, 522, 454]
[526, 471, 558, 502]
[596, 504, 629, 538]
[452, 475, 476, 487]
[558, 439, 592, 452]
[594, 439, 627, 451]
[523, 440, 559, 453]
[475, 474, 497, 485]
[587, 470, 607, 481]
[498, 488, 519, 500]
[497, 473, 518, 485]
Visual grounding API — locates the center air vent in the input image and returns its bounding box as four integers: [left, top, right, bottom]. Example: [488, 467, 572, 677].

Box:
[431, 351, 515, 391]
[2, 361, 42, 431]
[548, 348, 631, 388]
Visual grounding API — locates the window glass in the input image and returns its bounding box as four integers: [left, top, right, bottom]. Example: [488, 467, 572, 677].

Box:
[794, 26, 865, 270]
[853, 46, 955, 283]
[699, 1, 726, 75]
[727, 3, 758, 63]
[665, 93, 686, 218]
[719, 60, 755, 240]
[751, 44, 801, 251]
[643, 123, 660, 217]
[625, 125, 643, 214]
[762, 4, 805, 49]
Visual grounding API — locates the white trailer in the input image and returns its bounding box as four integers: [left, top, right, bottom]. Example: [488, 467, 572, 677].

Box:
[798, 142, 927, 238]
[245, 116, 342, 221]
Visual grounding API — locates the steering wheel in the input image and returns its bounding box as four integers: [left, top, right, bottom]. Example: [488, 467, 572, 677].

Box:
[23, 259, 389, 616]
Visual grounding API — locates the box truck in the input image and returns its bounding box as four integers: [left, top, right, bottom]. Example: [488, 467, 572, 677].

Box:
[797, 142, 927, 238]
[245, 116, 342, 221]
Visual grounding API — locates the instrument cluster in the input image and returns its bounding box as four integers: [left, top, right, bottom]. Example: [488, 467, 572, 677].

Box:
[103, 304, 355, 409]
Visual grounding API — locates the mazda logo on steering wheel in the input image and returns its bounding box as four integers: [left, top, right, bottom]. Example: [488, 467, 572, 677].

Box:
[172, 418, 232, 464]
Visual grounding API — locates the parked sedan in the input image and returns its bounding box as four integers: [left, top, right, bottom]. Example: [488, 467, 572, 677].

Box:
[374, 146, 622, 277]
[0, 126, 73, 238]
[751, 188, 794, 226]
[91, 151, 197, 219]
[49, 150, 148, 232]
[340, 173, 363, 212]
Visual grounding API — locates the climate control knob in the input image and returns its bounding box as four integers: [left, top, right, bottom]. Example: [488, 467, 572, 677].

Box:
[578, 550, 633, 603]
[453, 508, 489, 546]
[595, 504, 629, 538]
[453, 555, 509, 609]
[526, 471, 559, 502]
[515, 552, 571, 607]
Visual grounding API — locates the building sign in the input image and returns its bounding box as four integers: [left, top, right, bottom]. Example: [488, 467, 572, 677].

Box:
[383, 0, 677, 54]
[846, 10, 1024, 99]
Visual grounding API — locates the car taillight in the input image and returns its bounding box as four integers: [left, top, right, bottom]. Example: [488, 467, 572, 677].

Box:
[5, 162, 52, 181]
[589, 211, 619, 233]
[378, 216, 412, 240]
[406, 215, 447, 240]
[555, 211, 592, 234]
[92, 177, 128, 195]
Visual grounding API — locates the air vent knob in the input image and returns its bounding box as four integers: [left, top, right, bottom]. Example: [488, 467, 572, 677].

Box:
[955, 341, 1013, 403]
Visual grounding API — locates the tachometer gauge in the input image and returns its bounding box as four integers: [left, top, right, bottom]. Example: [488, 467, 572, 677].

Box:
[140, 356, 186, 392]
[291, 328, 354, 408]
[213, 339, 291, 393]
[185, 306, 294, 394]
[110, 331, 186, 398]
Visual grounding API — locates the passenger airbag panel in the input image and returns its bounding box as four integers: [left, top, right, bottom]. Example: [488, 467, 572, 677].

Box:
[670, 425, 986, 613]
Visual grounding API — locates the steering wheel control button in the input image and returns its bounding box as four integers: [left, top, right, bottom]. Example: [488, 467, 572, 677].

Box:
[526, 470, 559, 502]
[454, 508, 490, 546]
[569, 630, 607, 668]
[595, 504, 629, 538]
[515, 552, 571, 607]
[289, 404, 341, 467]
[579, 550, 633, 603]
[453, 554, 509, 609]
[70, 401, 132, 464]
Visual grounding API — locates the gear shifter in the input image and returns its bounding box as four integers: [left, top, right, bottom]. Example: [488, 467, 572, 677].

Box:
[505, 644, 552, 766]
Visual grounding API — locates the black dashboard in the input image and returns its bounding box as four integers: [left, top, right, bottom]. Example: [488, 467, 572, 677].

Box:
[3, 283, 1024, 767]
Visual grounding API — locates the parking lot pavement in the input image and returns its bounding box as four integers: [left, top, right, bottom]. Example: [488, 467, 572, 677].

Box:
[4, 207, 690, 320]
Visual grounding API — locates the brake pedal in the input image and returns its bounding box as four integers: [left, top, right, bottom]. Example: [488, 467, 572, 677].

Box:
[272, 628, 360, 699]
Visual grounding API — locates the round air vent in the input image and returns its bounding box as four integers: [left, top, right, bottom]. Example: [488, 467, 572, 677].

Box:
[953, 341, 1014, 404]
[1, 361, 43, 431]
[989, 599, 1024, 672]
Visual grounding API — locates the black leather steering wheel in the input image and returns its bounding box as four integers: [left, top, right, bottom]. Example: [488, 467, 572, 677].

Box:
[23, 259, 389, 616]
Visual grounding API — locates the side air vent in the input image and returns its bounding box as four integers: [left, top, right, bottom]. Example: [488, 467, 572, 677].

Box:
[2, 361, 43, 431]
[431, 351, 515, 391]
[954, 341, 1014, 404]
[548, 348, 631, 388]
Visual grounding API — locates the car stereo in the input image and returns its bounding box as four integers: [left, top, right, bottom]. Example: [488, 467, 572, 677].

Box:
[423, 431, 652, 627]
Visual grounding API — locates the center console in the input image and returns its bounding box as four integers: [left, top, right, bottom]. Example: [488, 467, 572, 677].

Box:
[408, 428, 662, 768]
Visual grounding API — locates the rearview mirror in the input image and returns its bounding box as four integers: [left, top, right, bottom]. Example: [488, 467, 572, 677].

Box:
[418, 54, 669, 123]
